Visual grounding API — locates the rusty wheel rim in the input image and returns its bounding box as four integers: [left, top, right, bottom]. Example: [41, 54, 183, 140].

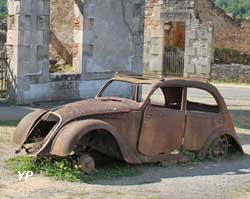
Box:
[210, 135, 229, 160]
[78, 155, 95, 174]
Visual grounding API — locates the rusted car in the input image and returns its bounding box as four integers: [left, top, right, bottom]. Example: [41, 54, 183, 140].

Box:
[13, 75, 243, 173]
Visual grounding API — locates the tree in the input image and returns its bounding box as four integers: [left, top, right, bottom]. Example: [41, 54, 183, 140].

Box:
[0, 0, 7, 19]
[214, 0, 250, 19]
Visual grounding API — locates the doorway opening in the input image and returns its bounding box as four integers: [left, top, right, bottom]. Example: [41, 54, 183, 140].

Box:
[49, 0, 75, 73]
[163, 21, 185, 77]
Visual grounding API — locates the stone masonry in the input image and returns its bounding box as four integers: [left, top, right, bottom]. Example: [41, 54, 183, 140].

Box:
[197, 0, 250, 54]
[143, 0, 213, 79]
[212, 64, 250, 83]
[6, 0, 145, 104]
[7, 0, 249, 104]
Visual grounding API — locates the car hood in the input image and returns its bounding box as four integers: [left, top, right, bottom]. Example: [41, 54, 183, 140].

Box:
[52, 97, 140, 123]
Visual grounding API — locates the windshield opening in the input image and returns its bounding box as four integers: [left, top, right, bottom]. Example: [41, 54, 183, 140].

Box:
[99, 80, 152, 102]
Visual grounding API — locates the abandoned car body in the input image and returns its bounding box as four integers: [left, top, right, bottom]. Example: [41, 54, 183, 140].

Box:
[13, 76, 243, 172]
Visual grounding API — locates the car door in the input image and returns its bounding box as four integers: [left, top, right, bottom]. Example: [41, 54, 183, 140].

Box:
[183, 87, 224, 151]
[138, 86, 186, 156]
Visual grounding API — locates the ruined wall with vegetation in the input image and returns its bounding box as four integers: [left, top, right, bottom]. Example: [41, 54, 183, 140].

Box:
[197, 0, 250, 55]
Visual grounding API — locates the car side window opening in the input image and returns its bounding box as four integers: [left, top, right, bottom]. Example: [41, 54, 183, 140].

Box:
[187, 87, 220, 113]
[101, 81, 136, 100]
[149, 88, 166, 106]
[137, 84, 152, 102]
[149, 87, 183, 110]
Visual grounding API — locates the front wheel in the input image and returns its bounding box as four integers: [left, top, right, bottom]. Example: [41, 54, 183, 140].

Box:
[207, 135, 229, 160]
[78, 154, 95, 174]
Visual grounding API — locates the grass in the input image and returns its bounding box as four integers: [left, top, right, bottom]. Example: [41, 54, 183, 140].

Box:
[0, 120, 19, 127]
[0, 120, 18, 144]
[49, 64, 75, 73]
[5, 156, 141, 183]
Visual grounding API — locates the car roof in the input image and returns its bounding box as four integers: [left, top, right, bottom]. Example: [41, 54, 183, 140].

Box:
[112, 75, 163, 84]
[112, 75, 210, 86]
[112, 75, 221, 95]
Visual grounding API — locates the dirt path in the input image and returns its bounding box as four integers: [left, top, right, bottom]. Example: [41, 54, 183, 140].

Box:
[0, 144, 250, 199]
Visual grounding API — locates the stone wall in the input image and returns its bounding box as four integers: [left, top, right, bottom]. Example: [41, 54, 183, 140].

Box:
[7, 0, 145, 104]
[82, 0, 144, 74]
[197, 0, 250, 54]
[21, 73, 108, 103]
[212, 64, 250, 83]
[7, 0, 50, 76]
[49, 0, 74, 65]
[143, 0, 213, 79]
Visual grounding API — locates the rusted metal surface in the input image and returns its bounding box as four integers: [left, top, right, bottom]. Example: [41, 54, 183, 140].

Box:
[13, 109, 48, 145]
[13, 75, 243, 166]
[139, 104, 185, 156]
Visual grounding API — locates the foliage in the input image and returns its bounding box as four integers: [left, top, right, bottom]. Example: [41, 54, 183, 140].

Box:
[0, 0, 6, 18]
[49, 64, 75, 73]
[0, 120, 19, 127]
[214, 48, 250, 65]
[214, 0, 250, 19]
[180, 148, 203, 162]
[5, 156, 141, 183]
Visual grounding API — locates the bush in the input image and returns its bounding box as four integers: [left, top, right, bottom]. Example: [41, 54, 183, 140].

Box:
[214, 48, 250, 65]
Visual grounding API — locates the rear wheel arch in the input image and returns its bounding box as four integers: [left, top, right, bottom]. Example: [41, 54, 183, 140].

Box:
[199, 129, 243, 158]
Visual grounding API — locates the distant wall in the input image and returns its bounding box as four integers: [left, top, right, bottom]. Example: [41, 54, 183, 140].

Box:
[143, 0, 213, 79]
[212, 64, 250, 83]
[197, 0, 250, 54]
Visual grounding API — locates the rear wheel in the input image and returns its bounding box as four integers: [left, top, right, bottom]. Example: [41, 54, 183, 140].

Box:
[208, 135, 229, 160]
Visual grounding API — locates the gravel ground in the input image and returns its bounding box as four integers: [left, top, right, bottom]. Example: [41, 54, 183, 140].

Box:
[0, 141, 250, 199]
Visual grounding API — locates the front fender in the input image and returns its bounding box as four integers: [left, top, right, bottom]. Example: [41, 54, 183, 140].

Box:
[13, 109, 48, 145]
[50, 119, 141, 164]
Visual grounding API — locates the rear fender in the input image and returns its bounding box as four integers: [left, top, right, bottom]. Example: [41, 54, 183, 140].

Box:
[50, 119, 141, 164]
[199, 128, 244, 158]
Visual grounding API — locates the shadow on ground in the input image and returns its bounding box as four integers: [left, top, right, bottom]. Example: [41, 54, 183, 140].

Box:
[91, 154, 250, 186]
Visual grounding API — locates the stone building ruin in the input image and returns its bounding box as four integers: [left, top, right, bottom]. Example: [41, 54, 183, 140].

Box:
[7, 0, 145, 104]
[5, 0, 250, 104]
